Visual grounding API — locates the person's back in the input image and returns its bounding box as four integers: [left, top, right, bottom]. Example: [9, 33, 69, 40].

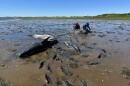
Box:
[73, 23, 80, 30]
[83, 22, 91, 33]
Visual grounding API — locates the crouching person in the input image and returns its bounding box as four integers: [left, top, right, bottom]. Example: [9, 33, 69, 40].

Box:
[73, 23, 80, 30]
[83, 22, 92, 34]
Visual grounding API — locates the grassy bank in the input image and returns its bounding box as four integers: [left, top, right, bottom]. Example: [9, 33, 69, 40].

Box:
[91, 13, 130, 20]
[1, 13, 130, 20]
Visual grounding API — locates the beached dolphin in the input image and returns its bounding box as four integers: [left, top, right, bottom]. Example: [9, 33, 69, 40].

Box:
[65, 41, 81, 53]
[19, 37, 58, 58]
[33, 34, 55, 41]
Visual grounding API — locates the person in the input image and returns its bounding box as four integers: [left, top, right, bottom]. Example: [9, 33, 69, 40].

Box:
[83, 22, 91, 34]
[73, 23, 80, 30]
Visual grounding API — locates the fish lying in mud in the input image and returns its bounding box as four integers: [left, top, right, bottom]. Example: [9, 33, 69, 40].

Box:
[19, 37, 58, 58]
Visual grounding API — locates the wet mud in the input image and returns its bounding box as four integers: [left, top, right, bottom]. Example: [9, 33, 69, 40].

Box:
[0, 19, 130, 86]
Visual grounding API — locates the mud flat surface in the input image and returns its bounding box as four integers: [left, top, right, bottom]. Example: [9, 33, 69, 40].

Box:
[0, 19, 130, 86]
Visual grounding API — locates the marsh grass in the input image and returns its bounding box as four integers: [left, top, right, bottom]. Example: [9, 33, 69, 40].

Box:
[81, 54, 89, 58]
[121, 67, 130, 79]
[68, 62, 79, 68]
[1, 13, 130, 20]
[0, 77, 9, 86]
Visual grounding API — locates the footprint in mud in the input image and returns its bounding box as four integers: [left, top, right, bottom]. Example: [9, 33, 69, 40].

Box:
[39, 61, 45, 69]
[56, 77, 88, 86]
[97, 49, 107, 58]
[56, 78, 63, 86]
[106, 31, 115, 34]
[87, 60, 100, 65]
[47, 63, 53, 73]
[85, 49, 108, 66]
[117, 26, 125, 30]
[109, 39, 113, 42]
[44, 72, 53, 85]
[125, 38, 129, 41]
[80, 79, 88, 86]
[98, 34, 106, 37]
[60, 66, 73, 76]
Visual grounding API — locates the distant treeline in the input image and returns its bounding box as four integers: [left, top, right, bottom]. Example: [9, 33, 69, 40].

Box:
[91, 13, 130, 20]
[1, 13, 130, 20]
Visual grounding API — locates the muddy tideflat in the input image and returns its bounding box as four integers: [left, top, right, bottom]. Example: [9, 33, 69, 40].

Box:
[0, 19, 130, 86]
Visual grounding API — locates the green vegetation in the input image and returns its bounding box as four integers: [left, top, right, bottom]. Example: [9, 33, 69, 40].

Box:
[0, 77, 9, 86]
[91, 13, 130, 20]
[1, 13, 130, 20]
[121, 67, 130, 79]
[81, 54, 89, 58]
[68, 62, 79, 68]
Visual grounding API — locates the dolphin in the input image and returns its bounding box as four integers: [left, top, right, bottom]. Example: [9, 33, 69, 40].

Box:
[65, 41, 81, 53]
[19, 37, 58, 58]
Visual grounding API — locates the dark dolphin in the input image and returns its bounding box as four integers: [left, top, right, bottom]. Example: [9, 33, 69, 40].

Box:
[19, 37, 58, 58]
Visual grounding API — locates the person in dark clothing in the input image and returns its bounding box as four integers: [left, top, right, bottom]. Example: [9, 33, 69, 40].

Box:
[83, 22, 91, 34]
[73, 23, 80, 30]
